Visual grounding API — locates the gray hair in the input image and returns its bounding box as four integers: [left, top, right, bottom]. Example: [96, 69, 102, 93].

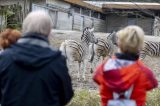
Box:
[22, 11, 52, 36]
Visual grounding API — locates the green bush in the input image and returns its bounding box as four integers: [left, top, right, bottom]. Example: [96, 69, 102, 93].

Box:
[67, 88, 160, 106]
[0, 4, 22, 31]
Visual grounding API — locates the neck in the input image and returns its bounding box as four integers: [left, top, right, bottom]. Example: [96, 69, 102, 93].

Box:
[80, 38, 90, 55]
[81, 38, 90, 46]
[115, 52, 139, 61]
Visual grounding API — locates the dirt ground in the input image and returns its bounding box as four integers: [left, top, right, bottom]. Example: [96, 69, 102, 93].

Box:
[49, 30, 160, 90]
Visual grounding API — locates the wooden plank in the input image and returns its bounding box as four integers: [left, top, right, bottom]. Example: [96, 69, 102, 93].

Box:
[73, 15, 82, 30]
[94, 19, 106, 32]
[137, 18, 153, 35]
[63, 0, 104, 13]
[84, 17, 92, 28]
[102, 2, 160, 10]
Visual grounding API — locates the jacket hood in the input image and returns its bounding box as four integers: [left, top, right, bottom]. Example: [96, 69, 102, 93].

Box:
[103, 55, 140, 93]
[10, 33, 61, 68]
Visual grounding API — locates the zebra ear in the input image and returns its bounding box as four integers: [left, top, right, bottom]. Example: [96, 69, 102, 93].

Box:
[90, 28, 94, 32]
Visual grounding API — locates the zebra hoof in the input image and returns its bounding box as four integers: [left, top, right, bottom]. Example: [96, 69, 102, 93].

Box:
[77, 77, 81, 81]
[82, 77, 86, 81]
[90, 68, 93, 73]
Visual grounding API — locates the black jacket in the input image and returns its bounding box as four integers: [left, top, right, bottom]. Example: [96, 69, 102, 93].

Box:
[0, 33, 73, 106]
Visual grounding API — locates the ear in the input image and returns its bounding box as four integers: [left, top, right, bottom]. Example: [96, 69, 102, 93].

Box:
[90, 28, 94, 32]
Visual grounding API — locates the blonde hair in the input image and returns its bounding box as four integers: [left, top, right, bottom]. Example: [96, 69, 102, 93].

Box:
[22, 11, 52, 36]
[117, 25, 144, 54]
[0, 28, 21, 49]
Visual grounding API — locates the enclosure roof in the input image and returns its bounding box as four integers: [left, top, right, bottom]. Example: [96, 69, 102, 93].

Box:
[63, 0, 104, 13]
[102, 2, 160, 10]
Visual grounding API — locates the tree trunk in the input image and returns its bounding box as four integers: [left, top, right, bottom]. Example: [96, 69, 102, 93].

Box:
[29, 0, 32, 12]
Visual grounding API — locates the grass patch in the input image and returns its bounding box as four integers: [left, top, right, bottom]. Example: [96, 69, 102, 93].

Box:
[67, 89, 100, 106]
[67, 88, 160, 106]
[146, 88, 160, 106]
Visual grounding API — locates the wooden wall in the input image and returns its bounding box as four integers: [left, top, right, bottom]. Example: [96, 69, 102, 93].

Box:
[106, 14, 153, 35]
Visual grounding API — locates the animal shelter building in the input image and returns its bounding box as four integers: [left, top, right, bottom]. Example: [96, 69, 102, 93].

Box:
[1, 0, 160, 35]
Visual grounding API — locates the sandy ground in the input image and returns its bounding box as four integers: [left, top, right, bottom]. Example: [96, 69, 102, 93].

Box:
[49, 29, 160, 90]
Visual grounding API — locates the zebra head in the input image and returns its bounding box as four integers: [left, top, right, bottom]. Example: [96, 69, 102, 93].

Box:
[107, 31, 117, 46]
[155, 16, 160, 23]
[81, 27, 97, 44]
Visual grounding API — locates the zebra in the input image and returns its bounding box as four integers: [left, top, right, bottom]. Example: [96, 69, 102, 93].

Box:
[140, 41, 160, 59]
[153, 16, 160, 36]
[59, 27, 97, 80]
[88, 31, 117, 72]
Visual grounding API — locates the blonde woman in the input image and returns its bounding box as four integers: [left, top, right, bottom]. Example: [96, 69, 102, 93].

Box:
[93, 25, 158, 106]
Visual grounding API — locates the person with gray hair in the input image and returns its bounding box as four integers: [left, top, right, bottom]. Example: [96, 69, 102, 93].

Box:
[22, 11, 52, 36]
[0, 11, 73, 106]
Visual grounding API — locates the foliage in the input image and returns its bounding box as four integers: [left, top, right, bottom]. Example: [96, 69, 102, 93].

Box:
[67, 88, 160, 106]
[0, 4, 22, 31]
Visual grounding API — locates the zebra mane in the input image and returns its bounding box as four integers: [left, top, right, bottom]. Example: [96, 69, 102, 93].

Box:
[81, 27, 91, 40]
[83, 27, 91, 33]
[107, 31, 117, 45]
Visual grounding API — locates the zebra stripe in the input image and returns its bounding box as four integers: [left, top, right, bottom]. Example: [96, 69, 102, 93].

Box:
[88, 32, 116, 73]
[59, 27, 97, 80]
[68, 41, 84, 61]
[89, 32, 116, 62]
[140, 41, 160, 59]
[94, 38, 112, 58]
[81, 27, 96, 44]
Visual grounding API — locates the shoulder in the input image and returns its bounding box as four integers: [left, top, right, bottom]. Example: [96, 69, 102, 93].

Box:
[0, 48, 14, 59]
[137, 60, 157, 83]
[50, 50, 67, 70]
[139, 65, 155, 81]
[137, 60, 158, 89]
[53, 49, 66, 63]
[137, 61, 154, 77]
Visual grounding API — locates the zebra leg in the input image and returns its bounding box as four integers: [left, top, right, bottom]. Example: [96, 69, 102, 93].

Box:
[82, 60, 87, 81]
[91, 56, 98, 71]
[96, 56, 101, 66]
[91, 55, 99, 73]
[88, 57, 94, 73]
[77, 62, 81, 80]
[90, 61, 94, 73]
[89, 59, 94, 73]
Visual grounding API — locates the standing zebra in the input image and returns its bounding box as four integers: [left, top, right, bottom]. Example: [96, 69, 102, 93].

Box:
[88, 31, 116, 72]
[59, 27, 97, 80]
[140, 41, 160, 59]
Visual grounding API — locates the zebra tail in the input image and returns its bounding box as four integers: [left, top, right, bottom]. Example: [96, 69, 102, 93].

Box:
[59, 41, 67, 58]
